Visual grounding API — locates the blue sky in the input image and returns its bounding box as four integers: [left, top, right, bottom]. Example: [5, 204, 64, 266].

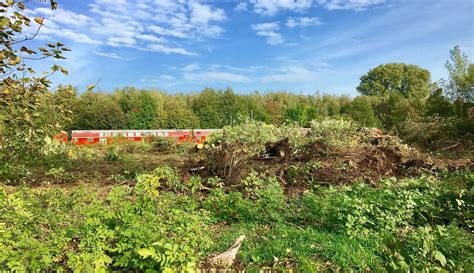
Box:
[23, 0, 473, 95]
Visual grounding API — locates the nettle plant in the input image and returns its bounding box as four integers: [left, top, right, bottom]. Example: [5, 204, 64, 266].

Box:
[0, 0, 71, 159]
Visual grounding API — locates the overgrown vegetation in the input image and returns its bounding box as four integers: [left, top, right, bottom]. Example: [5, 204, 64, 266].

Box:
[0, 2, 473, 272]
[1, 120, 472, 271]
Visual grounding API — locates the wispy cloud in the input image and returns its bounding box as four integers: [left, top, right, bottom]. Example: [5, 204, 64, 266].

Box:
[316, 0, 386, 11]
[92, 50, 126, 60]
[235, 2, 248, 12]
[183, 71, 250, 82]
[159, 75, 175, 81]
[26, 0, 227, 55]
[287, 17, 322, 28]
[181, 64, 201, 71]
[260, 66, 317, 82]
[246, 0, 386, 16]
[249, 0, 313, 16]
[146, 44, 196, 56]
[251, 22, 284, 45]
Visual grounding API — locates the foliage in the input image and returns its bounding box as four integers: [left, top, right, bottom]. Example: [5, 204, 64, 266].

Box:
[400, 115, 460, 146]
[347, 96, 379, 127]
[71, 91, 126, 130]
[0, 184, 211, 272]
[0, 0, 69, 160]
[309, 118, 358, 146]
[357, 63, 431, 101]
[205, 173, 472, 271]
[117, 87, 158, 129]
[151, 136, 178, 152]
[136, 166, 191, 194]
[208, 119, 304, 148]
[443, 45, 473, 118]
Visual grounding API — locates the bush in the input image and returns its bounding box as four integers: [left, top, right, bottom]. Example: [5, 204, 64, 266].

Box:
[309, 118, 359, 146]
[0, 185, 211, 272]
[150, 136, 178, 152]
[299, 177, 470, 236]
[208, 120, 305, 148]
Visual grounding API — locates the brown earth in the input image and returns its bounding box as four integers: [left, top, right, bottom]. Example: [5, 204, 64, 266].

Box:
[192, 136, 473, 193]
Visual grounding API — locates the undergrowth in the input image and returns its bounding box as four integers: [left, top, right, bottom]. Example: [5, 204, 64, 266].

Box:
[1, 168, 472, 271]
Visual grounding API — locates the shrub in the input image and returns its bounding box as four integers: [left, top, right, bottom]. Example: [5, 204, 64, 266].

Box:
[0, 185, 211, 272]
[309, 118, 359, 146]
[150, 136, 177, 152]
[104, 146, 124, 161]
[299, 177, 471, 236]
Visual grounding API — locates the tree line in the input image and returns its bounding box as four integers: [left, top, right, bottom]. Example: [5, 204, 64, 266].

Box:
[53, 46, 472, 147]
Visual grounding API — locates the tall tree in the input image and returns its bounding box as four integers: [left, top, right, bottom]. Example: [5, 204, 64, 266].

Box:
[443, 46, 473, 118]
[357, 63, 431, 101]
[117, 87, 158, 129]
[191, 88, 223, 128]
[72, 92, 126, 130]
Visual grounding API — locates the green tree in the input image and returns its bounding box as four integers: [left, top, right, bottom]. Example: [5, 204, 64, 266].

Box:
[244, 92, 270, 123]
[162, 95, 199, 129]
[72, 92, 126, 130]
[191, 88, 224, 128]
[347, 96, 378, 127]
[443, 46, 474, 118]
[220, 87, 247, 125]
[425, 87, 454, 117]
[117, 87, 158, 129]
[357, 63, 431, 101]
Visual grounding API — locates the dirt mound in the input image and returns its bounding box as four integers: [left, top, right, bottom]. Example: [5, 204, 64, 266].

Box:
[296, 140, 330, 161]
[358, 146, 403, 175]
[191, 134, 470, 192]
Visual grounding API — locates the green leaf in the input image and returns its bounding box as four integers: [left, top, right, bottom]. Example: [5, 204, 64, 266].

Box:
[434, 250, 446, 267]
[87, 84, 97, 92]
[0, 17, 9, 27]
[137, 247, 155, 258]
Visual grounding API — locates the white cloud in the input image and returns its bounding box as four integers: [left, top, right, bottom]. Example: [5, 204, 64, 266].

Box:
[235, 2, 248, 11]
[147, 44, 196, 56]
[26, 0, 227, 55]
[92, 50, 125, 59]
[181, 64, 201, 71]
[189, 1, 226, 25]
[252, 22, 284, 45]
[60, 30, 103, 45]
[287, 17, 322, 28]
[136, 34, 167, 43]
[159, 75, 175, 80]
[260, 66, 317, 82]
[32, 8, 94, 27]
[316, 0, 385, 11]
[106, 36, 136, 47]
[183, 71, 250, 82]
[25, 8, 101, 45]
[250, 0, 313, 16]
[247, 0, 385, 15]
[148, 25, 187, 39]
[252, 22, 280, 31]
